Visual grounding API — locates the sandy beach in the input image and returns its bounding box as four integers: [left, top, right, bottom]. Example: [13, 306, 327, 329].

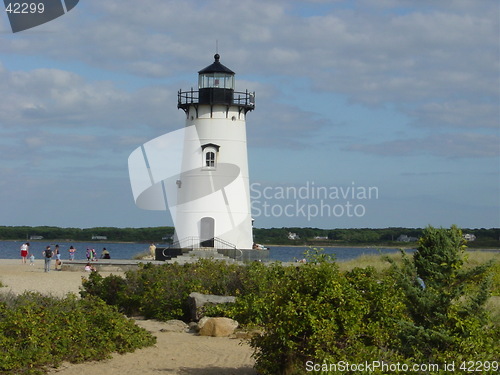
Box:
[0, 259, 257, 375]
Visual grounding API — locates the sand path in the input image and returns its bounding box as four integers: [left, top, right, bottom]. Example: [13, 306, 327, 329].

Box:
[0, 259, 257, 375]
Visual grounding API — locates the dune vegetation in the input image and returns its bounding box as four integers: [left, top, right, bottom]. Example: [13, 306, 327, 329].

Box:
[1, 225, 498, 374]
[77, 226, 498, 374]
[0, 293, 156, 375]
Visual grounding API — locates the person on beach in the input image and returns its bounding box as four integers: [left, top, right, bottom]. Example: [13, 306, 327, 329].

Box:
[55, 258, 63, 271]
[100, 248, 110, 259]
[20, 242, 29, 264]
[86, 248, 92, 261]
[149, 243, 156, 258]
[91, 248, 97, 261]
[68, 246, 76, 261]
[43, 246, 53, 272]
[84, 263, 96, 272]
[29, 254, 35, 266]
[54, 244, 61, 260]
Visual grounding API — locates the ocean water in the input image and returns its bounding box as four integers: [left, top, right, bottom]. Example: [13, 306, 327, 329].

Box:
[0, 240, 411, 263]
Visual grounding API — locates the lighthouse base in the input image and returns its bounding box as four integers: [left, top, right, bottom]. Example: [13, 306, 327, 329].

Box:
[155, 247, 269, 263]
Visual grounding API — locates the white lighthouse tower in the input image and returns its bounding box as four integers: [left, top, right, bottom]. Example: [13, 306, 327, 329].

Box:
[174, 54, 255, 250]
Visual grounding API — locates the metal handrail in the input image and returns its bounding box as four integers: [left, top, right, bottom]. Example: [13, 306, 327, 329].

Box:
[169, 236, 198, 249]
[178, 89, 255, 109]
[178, 88, 198, 105]
[213, 237, 237, 250]
[169, 236, 237, 250]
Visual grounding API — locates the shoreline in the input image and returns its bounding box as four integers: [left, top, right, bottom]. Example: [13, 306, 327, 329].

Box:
[261, 243, 500, 251]
[2, 239, 498, 251]
[0, 239, 147, 244]
[265, 243, 416, 249]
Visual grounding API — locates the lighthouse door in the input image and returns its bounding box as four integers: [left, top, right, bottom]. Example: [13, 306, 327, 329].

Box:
[200, 217, 215, 247]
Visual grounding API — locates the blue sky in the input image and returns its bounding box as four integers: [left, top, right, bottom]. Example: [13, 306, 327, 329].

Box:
[0, 0, 498, 229]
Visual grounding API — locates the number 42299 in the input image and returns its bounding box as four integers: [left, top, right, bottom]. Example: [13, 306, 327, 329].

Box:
[5, 3, 45, 14]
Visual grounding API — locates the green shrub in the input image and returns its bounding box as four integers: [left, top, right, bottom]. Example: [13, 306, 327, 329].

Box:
[248, 255, 407, 374]
[80, 271, 135, 313]
[80, 260, 247, 321]
[246, 240, 498, 374]
[0, 292, 155, 374]
[204, 260, 290, 326]
[388, 225, 498, 364]
[77, 242, 499, 375]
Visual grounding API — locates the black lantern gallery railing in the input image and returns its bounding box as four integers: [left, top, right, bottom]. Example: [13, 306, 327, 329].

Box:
[178, 89, 255, 112]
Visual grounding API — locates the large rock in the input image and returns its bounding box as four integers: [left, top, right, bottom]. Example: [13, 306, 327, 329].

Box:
[160, 319, 190, 333]
[198, 317, 239, 337]
[134, 319, 189, 333]
[188, 292, 236, 321]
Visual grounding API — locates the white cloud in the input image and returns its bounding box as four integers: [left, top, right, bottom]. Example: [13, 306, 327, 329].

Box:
[0, 65, 180, 131]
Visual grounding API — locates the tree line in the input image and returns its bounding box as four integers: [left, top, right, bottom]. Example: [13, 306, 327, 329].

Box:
[0, 225, 498, 248]
[0, 226, 174, 243]
[254, 227, 499, 248]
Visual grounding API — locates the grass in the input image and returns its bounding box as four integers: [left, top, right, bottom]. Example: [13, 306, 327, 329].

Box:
[337, 251, 404, 272]
[337, 249, 499, 272]
[486, 296, 500, 326]
[464, 249, 500, 266]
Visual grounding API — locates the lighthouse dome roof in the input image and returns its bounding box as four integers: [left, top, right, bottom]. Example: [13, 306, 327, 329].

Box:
[198, 54, 235, 75]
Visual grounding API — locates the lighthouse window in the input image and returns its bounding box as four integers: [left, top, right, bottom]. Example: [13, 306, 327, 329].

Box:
[201, 143, 220, 170]
[205, 151, 216, 168]
[203, 151, 216, 169]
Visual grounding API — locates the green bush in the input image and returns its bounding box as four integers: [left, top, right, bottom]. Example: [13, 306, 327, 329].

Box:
[243, 242, 498, 374]
[78, 241, 499, 375]
[204, 260, 290, 326]
[388, 225, 498, 364]
[0, 292, 155, 374]
[80, 260, 247, 321]
[247, 255, 407, 374]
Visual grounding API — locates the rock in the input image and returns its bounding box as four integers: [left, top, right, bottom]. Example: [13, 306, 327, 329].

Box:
[135, 319, 189, 333]
[197, 316, 210, 329]
[198, 317, 239, 337]
[160, 319, 190, 333]
[233, 329, 263, 340]
[188, 292, 236, 321]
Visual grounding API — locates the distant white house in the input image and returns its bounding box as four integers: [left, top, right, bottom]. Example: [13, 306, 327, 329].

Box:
[288, 232, 300, 240]
[463, 233, 476, 241]
[396, 234, 418, 242]
[29, 235, 43, 240]
[92, 235, 108, 240]
[314, 236, 329, 240]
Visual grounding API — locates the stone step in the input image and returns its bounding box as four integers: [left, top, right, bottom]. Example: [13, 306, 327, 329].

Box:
[187, 251, 226, 258]
[165, 249, 241, 264]
[162, 247, 243, 265]
[165, 257, 240, 265]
